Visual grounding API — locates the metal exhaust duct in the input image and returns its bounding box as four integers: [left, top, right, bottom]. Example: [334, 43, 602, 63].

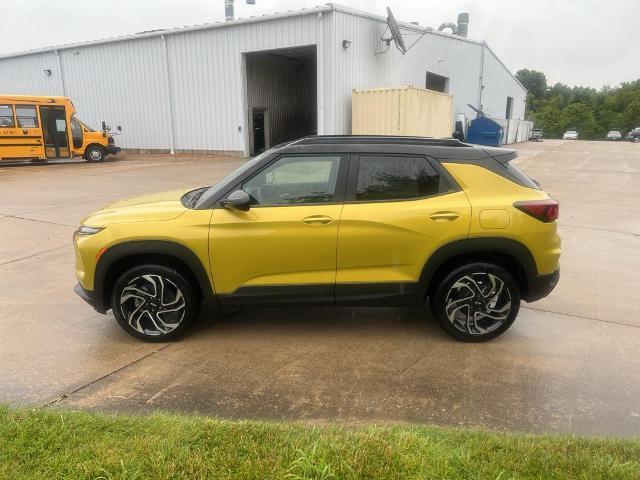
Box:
[457, 13, 469, 37]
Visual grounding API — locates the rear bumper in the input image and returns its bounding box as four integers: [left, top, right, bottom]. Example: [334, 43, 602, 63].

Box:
[525, 270, 560, 302]
[74, 283, 107, 314]
[106, 146, 121, 155]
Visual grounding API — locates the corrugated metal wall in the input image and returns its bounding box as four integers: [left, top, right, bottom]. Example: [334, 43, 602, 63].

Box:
[325, 10, 484, 137]
[165, 14, 320, 153]
[324, 9, 526, 142]
[60, 37, 172, 150]
[480, 47, 527, 121]
[0, 6, 527, 153]
[0, 13, 321, 153]
[0, 52, 64, 95]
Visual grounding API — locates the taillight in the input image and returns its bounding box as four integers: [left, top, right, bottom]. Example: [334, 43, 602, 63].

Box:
[514, 199, 559, 222]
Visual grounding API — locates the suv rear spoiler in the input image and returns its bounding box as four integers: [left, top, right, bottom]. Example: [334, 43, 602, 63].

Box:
[482, 147, 517, 165]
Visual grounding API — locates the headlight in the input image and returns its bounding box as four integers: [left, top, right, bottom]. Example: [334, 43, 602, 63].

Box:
[74, 226, 104, 236]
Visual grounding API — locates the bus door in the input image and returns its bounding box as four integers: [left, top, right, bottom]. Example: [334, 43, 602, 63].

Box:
[40, 105, 70, 158]
[0, 104, 45, 160]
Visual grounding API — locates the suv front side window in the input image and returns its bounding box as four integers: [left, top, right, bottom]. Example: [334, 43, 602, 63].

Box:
[242, 155, 342, 206]
[355, 155, 444, 202]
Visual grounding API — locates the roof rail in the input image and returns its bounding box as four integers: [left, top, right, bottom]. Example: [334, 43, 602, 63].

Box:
[294, 135, 470, 147]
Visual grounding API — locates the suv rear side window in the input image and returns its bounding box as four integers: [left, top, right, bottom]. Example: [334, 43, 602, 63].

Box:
[356, 155, 443, 201]
[0, 105, 14, 128]
[504, 162, 540, 189]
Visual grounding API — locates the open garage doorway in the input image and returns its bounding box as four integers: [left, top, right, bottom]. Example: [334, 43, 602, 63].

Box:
[245, 46, 317, 156]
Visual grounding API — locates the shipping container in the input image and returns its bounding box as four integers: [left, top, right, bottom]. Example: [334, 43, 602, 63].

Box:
[352, 86, 453, 138]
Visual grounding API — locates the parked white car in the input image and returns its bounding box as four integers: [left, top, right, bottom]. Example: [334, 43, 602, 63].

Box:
[606, 131, 622, 141]
[563, 130, 578, 140]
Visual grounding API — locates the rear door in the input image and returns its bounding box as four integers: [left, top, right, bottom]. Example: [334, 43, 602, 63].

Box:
[0, 104, 44, 159]
[335, 154, 471, 305]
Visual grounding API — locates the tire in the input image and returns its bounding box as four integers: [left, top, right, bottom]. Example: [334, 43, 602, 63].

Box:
[431, 262, 520, 342]
[111, 264, 199, 342]
[85, 145, 106, 162]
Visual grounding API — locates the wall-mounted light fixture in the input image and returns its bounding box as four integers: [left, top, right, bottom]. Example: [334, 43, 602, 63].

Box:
[342, 40, 352, 49]
[43, 69, 52, 76]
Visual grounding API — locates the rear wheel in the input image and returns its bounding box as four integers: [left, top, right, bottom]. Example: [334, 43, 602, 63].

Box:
[431, 262, 520, 342]
[85, 145, 106, 162]
[111, 265, 198, 342]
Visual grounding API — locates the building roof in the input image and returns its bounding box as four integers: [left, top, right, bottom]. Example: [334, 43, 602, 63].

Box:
[0, 3, 525, 92]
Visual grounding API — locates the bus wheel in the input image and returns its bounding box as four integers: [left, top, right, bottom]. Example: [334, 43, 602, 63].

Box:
[85, 146, 106, 162]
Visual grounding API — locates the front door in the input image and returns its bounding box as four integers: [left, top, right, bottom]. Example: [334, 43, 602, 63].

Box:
[335, 154, 472, 305]
[210, 154, 347, 306]
[40, 106, 69, 158]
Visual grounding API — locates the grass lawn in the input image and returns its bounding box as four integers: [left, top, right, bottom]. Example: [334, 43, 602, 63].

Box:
[1, 406, 639, 479]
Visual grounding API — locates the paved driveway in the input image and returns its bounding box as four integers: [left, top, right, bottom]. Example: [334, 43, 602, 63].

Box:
[1, 141, 639, 436]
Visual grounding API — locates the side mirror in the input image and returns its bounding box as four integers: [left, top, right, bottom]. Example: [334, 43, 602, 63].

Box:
[101, 121, 107, 132]
[221, 190, 251, 212]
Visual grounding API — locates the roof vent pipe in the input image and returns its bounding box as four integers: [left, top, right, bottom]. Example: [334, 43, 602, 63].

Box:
[225, 0, 234, 21]
[457, 13, 469, 37]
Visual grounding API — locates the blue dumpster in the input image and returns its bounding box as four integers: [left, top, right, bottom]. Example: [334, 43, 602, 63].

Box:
[466, 116, 504, 146]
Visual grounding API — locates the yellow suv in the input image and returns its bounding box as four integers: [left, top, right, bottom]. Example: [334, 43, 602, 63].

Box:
[74, 136, 560, 342]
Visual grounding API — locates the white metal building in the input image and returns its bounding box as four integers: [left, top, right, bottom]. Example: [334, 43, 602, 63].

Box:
[0, 4, 528, 156]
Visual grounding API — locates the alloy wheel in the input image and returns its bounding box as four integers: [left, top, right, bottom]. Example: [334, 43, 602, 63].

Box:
[444, 272, 512, 335]
[119, 274, 186, 336]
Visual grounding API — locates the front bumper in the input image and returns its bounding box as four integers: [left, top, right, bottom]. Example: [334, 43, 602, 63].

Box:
[525, 270, 560, 302]
[106, 146, 121, 155]
[74, 283, 107, 314]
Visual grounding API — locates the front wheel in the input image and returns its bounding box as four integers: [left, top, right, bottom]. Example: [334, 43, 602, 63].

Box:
[85, 145, 106, 162]
[431, 263, 520, 342]
[111, 265, 199, 342]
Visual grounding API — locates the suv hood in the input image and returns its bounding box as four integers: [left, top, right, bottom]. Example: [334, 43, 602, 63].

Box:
[82, 188, 194, 226]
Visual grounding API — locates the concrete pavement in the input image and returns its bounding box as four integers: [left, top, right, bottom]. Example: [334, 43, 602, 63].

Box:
[1, 141, 639, 436]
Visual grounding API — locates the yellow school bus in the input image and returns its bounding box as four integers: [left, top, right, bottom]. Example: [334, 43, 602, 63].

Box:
[0, 95, 121, 163]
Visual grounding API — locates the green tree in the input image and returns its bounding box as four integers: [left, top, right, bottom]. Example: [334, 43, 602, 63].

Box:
[516, 69, 548, 98]
[516, 69, 548, 112]
[521, 69, 640, 139]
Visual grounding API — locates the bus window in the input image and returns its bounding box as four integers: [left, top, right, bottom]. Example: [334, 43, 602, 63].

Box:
[16, 106, 39, 128]
[0, 104, 15, 127]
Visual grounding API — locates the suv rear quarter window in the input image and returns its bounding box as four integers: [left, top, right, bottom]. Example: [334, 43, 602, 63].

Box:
[355, 155, 447, 202]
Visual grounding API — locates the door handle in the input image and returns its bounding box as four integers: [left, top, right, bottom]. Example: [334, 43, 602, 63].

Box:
[303, 215, 333, 225]
[429, 211, 460, 221]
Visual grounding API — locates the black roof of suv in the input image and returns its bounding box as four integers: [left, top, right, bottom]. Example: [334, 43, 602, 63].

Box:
[193, 136, 531, 209]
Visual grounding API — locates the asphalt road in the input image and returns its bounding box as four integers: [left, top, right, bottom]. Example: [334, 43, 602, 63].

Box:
[1, 141, 639, 436]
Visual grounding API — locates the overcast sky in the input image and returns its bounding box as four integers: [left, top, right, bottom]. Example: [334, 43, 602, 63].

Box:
[1, 0, 637, 89]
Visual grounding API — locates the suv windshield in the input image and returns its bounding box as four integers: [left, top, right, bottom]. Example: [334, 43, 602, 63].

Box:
[194, 150, 273, 209]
